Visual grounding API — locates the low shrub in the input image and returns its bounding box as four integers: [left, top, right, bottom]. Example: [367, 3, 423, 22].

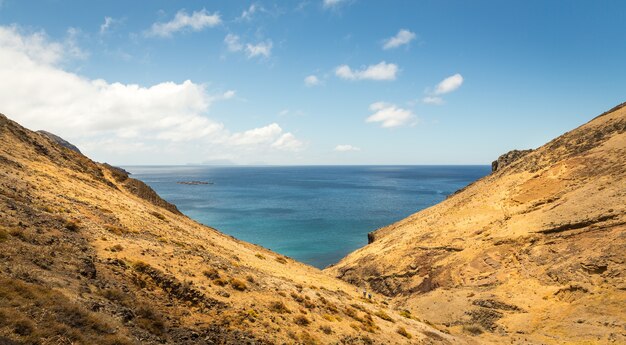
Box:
[269, 301, 290, 314]
[150, 211, 166, 221]
[203, 268, 220, 280]
[230, 278, 247, 291]
[463, 324, 484, 335]
[294, 315, 310, 326]
[374, 310, 394, 322]
[396, 326, 412, 339]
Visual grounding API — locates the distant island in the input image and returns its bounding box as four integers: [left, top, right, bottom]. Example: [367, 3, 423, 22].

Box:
[177, 181, 213, 185]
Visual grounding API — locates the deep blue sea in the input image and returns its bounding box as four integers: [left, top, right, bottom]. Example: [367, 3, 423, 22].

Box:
[125, 165, 490, 269]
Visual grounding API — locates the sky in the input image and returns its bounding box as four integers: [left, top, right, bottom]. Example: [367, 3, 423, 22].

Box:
[0, 0, 624, 165]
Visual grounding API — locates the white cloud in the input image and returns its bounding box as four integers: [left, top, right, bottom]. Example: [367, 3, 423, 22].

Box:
[335, 61, 398, 81]
[365, 102, 415, 128]
[0, 25, 302, 164]
[240, 4, 258, 20]
[224, 33, 243, 52]
[323, 0, 349, 8]
[224, 34, 272, 59]
[272, 133, 304, 151]
[304, 75, 320, 86]
[422, 96, 443, 105]
[147, 9, 221, 38]
[100, 17, 115, 34]
[334, 144, 360, 152]
[422, 73, 464, 105]
[245, 41, 272, 58]
[434, 73, 463, 95]
[382, 29, 416, 50]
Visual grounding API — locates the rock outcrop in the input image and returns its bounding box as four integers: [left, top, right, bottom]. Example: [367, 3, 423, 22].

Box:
[491, 149, 532, 172]
[37, 130, 82, 154]
[327, 103, 626, 344]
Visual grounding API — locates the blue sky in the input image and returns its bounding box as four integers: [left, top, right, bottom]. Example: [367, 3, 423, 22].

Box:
[0, 0, 624, 165]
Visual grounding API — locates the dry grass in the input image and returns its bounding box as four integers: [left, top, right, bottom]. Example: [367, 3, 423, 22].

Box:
[0, 277, 133, 344]
[396, 326, 412, 339]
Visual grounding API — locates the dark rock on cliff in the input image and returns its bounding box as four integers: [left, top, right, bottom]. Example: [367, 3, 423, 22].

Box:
[37, 130, 82, 154]
[491, 149, 533, 172]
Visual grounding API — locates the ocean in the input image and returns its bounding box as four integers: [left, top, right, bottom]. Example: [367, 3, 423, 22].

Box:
[125, 165, 490, 269]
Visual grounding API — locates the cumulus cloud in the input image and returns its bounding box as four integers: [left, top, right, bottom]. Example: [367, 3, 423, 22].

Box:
[304, 75, 320, 86]
[224, 34, 272, 58]
[365, 102, 415, 128]
[245, 41, 272, 58]
[434, 73, 463, 95]
[334, 144, 360, 152]
[272, 133, 304, 151]
[335, 61, 398, 81]
[147, 9, 221, 37]
[422, 73, 464, 104]
[382, 29, 416, 50]
[0, 25, 302, 163]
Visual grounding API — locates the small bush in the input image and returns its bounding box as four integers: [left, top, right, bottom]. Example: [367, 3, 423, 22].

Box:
[203, 268, 220, 280]
[150, 211, 166, 221]
[374, 310, 394, 322]
[13, 318, 34, 336]
[100, 288, 127, 303]
[255, 253, 266, 260]
[213, 278, 228, 287]
[0, 228, 8, 243]
[246, 275, 255, 283]
[109, 244, 124, 252]
[269, 301, 290, 314]
[320, 325, 332, 334]
[275, 256, 287, 264]
[294, 315, 310, 326]
[399, 310, 412, 319]
[65, 220, 80, 232]
[135, 306, 166, 335]
[230, 278, 247, 291]
[463, 324, 484, 335]
[396, 326, 412, 339]
[104, 225, 128, 236]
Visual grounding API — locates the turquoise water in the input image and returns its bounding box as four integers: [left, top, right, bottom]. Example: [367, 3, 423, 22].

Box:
[125, 166, 490, 268]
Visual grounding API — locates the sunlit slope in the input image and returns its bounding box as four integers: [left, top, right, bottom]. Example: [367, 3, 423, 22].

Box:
[0, 113, 462, 345]
[327, 103, 626, 344]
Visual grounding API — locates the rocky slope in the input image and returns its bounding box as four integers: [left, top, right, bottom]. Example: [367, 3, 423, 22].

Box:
[327, 103, 626, 344]
[0, 113, 461, 344]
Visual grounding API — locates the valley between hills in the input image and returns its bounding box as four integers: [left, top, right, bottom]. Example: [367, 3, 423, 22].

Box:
[0, 102, 625, 344]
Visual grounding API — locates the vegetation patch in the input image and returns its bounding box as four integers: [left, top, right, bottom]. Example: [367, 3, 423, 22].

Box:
[294, 315, 311, 326]
[150, 211, 166, 221]
[374, 310, 394, 322]
[229, 278, 247, 291]
[396, 326, 412, 339]
[275, 256, 288, 264]
[0, 277, 133, 344]
[269, 301, 290, 314]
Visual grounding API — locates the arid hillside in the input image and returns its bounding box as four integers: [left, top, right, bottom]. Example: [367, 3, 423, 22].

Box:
[327, 103, 626, 344]
[0, 113, 461, 344]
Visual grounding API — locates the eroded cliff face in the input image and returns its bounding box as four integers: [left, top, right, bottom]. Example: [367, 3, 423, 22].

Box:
[0, 113, 460, 344]
[327, 103, 626, 344]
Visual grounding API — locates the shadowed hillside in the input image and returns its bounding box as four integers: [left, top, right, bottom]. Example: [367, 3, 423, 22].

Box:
[0, 113, 460, 344]
[327, 103, 626, 344]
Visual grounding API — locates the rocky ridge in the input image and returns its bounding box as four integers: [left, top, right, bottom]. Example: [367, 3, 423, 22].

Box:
[327, 103, 626, 344]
